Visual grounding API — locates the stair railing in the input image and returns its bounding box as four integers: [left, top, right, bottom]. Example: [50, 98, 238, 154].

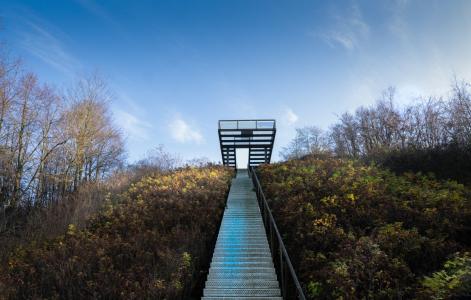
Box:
[248, 166, 306, 300]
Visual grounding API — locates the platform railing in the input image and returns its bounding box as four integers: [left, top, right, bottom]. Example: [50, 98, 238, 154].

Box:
[219, 119, 276, 130]
[248, 166, 306, 300]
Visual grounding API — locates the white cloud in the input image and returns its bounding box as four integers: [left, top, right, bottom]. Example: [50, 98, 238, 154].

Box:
[319, 3, 370, 51]
[285, 108, 299, 125]
[324, 31, 356, 50]
[169, 118, 204, 144]
[114, 110, 153, 141]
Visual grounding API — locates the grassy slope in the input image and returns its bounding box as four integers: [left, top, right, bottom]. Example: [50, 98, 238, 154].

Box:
[258, 156, 471, 299]
[0, 166, 233, 299]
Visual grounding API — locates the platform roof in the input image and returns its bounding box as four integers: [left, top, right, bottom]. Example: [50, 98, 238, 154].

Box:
[218, 119, 276, 167]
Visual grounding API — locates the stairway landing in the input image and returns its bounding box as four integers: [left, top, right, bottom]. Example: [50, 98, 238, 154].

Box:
[202, 169, 281, 300]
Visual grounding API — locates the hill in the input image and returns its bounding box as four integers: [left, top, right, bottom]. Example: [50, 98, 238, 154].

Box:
[257, 155, 471, 299]
[0, 166, 233, 299]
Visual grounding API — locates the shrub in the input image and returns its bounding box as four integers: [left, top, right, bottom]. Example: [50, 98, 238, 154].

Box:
[258, 155, 471, 298]
[0, 166, 233, 299]
[418, 252, 471, 299]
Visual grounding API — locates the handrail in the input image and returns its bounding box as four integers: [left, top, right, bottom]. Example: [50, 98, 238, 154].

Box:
[219, 119, 276, 130]
[248, 166, 306, 300]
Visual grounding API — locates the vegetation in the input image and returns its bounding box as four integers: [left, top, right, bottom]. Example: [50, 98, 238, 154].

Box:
[0, 50, 129, 266]
[0, 35, 232, 299]
[0, 166, 233, 299]
[420, 252, 471, 299]
[0, 60, 125, 209]
[0, 52, 127, 254]
[258, 156, 471, 299]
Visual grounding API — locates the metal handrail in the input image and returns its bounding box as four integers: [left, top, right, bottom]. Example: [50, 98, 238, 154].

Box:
[219, 119, 276, 130]
[248, 166, 306, 300]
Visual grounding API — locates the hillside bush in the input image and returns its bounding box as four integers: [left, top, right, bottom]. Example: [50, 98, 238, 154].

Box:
[258, 156, 471, 299]
[0, 166, 233, 299]
[377, 143, 471, 185]
[418, 252, 471, 299]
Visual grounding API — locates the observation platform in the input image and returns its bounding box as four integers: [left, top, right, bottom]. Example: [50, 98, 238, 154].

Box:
[218, 119, 276, 167]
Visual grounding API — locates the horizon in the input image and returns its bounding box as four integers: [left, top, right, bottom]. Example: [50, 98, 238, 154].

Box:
[2, 0, 471, 164]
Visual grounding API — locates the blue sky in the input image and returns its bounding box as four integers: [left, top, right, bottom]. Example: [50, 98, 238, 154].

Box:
[1, 0, 471, 164]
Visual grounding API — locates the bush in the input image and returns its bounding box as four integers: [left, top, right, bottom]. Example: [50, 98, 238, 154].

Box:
[0, 170, 133, 264]
[0, 166, 233, 299]
[258, 155, 471, 299]
[377, 143, 471, 186]
[418, 252, 471, 299]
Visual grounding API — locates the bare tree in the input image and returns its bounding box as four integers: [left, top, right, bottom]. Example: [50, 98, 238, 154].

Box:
[280, 126, 329, 160]
[448, 79, 471, 144]
[286, 83, 471, 161]
[0, 66, 125, 211]
[134, 144, 181, 173]
[62, 75, 125, 191]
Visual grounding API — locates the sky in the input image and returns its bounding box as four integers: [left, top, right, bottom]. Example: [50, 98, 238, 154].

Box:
[1, 0, 471, 164]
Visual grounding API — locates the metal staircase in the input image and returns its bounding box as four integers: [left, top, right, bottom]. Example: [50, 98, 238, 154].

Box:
[202, 169, 282, 299]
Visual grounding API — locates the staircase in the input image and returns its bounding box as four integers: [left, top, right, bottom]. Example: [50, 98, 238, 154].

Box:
[202, 169, 281, 299]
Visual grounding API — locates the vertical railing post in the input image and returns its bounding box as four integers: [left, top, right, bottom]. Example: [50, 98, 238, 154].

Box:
[279, 246, 285, 298]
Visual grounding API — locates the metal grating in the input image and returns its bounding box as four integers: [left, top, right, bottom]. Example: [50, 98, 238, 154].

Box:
[202, 170, 281, 299]
[218, 119, 276, 167]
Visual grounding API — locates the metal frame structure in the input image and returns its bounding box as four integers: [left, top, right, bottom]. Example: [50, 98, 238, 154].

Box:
[218, 119, 276, 167]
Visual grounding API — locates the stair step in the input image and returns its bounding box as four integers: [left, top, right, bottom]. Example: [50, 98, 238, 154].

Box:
[217, 235, 267, 238]
[224, 212, 261, 214]
[211, 261, 273, 267]
[216, 236, 267, 240]
[219, 226, 264, 229]
[216, 239, 268, 244]
[215, 240, 269, 245]
[216, 244, 269, 248]
[222, 226, 261, 229]
[214, 245, 271, 250]
[205, 279, 279, 289]
[217, 233, 267, 237]
[202, 297, 282, 300]
[209, 267, 276, 274]
[208, 273, 278, 280]
[220, 221, 264, 224]
[214, 247, 270, 252]
[212, 256, 273, 262]
[204, 288, 281, 297]
[213, 255, 272, 260]
[216, 240, 268, 245]
[213, 252, 272, 258]
[214, 245, 272, 251]
[218, 228, 266, 231]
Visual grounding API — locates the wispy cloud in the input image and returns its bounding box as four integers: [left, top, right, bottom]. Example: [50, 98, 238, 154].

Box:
[387, 0, 410, 43]
[318, 2, 370, 51]
[114, 109, 153, 141]
[284, 108, 299, 125]
[15, 13, 80, 75]
[169, 118, 204, 144]
[74, 0, 119, 28]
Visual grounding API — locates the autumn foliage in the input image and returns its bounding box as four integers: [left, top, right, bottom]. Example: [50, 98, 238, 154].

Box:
[0, 166, 233, 299]
[257, 156, 471, 299]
